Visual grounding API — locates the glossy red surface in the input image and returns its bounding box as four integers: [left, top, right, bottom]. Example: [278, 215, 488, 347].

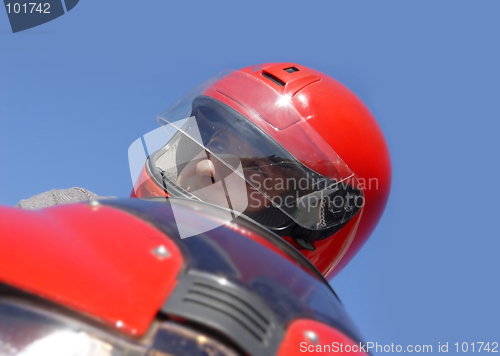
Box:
[210, 63, 392, 278]
[133, 62, 391, 279]
[289, 65, 392, 278]
[0, 203, 183, 336]
[132, 164, 169, 198]
[277, 319, 367, 356]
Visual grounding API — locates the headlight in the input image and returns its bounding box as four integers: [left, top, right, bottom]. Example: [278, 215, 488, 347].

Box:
[0, 299, 239, 356]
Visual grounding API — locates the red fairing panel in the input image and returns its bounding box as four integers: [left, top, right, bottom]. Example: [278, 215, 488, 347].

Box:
[0, 203, 183, 336]
[133, 164, 169, 198]
[277, 319, 368, 356]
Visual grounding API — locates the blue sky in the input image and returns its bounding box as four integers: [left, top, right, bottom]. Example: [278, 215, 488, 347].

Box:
[1, 1, 499, 353]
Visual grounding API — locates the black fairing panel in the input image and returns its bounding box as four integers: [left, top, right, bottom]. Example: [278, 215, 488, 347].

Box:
[102, 198, 364, 356]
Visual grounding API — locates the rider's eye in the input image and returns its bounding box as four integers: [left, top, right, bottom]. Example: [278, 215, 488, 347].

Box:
[244, 162, 268, 178]
[253, 165, 265, 174]
[209, 141, 225, 152]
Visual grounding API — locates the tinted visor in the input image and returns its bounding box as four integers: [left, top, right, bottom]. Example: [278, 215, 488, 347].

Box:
[153, 93, 363, 231]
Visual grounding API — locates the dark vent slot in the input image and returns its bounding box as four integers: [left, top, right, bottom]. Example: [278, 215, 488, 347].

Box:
[193, 283, 270, 327]
[185, 297, 265, 343]
[184, 282, 273, 344]
[284, 66, 299, 73]
[262, 71, 285, 86]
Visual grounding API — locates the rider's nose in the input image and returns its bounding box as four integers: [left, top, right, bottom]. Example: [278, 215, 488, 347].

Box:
[196, 159, 215, 183]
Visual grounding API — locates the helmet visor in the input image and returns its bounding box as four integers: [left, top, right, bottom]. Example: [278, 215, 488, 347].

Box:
[138, 71, 363, 231]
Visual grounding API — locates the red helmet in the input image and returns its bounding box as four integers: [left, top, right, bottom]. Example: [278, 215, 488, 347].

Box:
[131, 62, 391, 278]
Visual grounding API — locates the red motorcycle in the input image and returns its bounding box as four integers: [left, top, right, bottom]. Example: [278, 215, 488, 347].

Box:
[0, 62, 390, 355]
[0, 197, 368, 355]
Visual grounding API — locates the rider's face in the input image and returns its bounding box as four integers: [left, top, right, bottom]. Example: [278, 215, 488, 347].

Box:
[175, 125, 293, 213]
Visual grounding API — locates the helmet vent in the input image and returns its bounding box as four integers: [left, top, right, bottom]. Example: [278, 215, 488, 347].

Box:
[284, 66, 299, 73]
[262, 71, 285, 87]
